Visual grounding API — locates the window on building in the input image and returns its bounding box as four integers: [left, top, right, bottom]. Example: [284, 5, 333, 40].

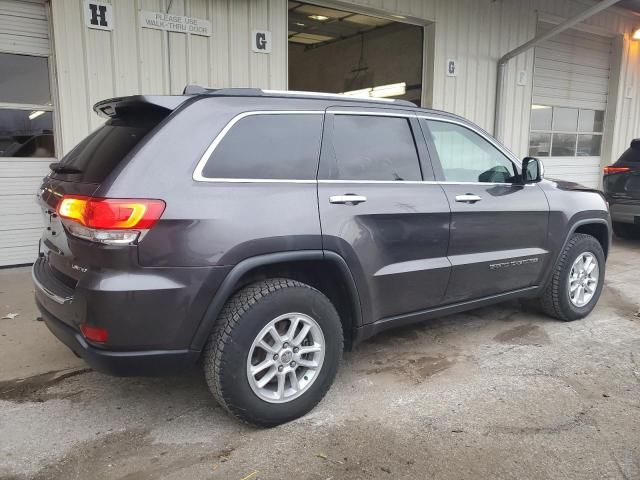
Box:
[321, 115, 422, 181]
[202, 114, 323, 180]
[426, 120, 517, 183]
[0, 52, 55, 158]
[528, 105, 604, 157]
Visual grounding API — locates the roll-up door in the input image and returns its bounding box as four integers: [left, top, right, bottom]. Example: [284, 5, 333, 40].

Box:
[528, 22, 613, 189]
[0, 0, 54, 266]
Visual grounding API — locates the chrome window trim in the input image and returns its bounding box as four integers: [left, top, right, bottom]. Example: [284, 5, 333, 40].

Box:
[192, 110, 324, 183]
[318, 179, 428, 185]
[328, 110, 522, 166]
[418, 115, 522, 167]
[330, 109, 416, 118]
[192, 109, 528, 185]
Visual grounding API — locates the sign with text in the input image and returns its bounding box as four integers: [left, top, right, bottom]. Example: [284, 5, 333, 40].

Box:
[139, 11, 211, 37]
[84, 0, 113, 31]
[251, 30, 272, 54]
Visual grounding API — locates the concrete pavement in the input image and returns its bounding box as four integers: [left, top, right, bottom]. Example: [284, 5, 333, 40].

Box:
[1, 238, 639, 479]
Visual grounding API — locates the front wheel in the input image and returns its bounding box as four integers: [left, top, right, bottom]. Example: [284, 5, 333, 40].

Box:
[540, 233, 605, 321]
[203, 278, 343, 426]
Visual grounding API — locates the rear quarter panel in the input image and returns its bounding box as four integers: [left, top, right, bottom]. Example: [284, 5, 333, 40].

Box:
[97, 96, 325, 267]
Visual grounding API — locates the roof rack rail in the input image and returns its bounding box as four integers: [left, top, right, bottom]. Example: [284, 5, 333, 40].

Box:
[182, 84, 416, 107]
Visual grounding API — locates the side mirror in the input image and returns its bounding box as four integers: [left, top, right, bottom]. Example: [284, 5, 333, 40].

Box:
[522, 157, 544, 183]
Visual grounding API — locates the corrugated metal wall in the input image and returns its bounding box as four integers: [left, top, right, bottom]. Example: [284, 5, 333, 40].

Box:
[50, 0, 287, 154]
[0, 0, 52, 265]
[50, 0, 640, 163]
[0, 0, 49, 55]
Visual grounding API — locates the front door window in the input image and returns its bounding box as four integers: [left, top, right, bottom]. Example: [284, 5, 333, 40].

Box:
[426, 120, 518, 183]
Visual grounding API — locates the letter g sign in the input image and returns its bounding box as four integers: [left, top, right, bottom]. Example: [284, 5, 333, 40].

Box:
[251, 30, 272, 54]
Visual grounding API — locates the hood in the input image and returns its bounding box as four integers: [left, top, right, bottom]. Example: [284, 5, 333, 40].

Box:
[545, 177, 602, 194]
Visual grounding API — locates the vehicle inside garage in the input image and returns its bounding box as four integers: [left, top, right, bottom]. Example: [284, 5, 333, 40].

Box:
[288, 2, 424, 106]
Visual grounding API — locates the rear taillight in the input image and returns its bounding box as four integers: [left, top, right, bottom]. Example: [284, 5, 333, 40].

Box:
[603, 166, 630, 174]
[57, 195, 165, 245]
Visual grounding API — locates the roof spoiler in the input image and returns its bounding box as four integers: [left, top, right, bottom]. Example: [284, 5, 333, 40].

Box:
[93, 95, 189, 119]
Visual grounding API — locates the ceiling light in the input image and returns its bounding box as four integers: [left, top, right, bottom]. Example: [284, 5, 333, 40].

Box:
[633, 27, 640, 40]
[29, 110, 45, 120]
[342, 88, 372, 98]
[294, 22, 305, 27]
[370, 82, 407, 98]
[309, 14, 329, 21]
[342, 82, 407, 99]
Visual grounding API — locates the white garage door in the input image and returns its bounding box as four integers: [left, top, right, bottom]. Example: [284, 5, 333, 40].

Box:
[0, 0, 53, 266]
[528, 22, 612, 189]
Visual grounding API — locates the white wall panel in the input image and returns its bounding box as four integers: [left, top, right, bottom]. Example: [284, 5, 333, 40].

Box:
[0, 0, 51, 265]
[0, 0, 49, 55]
[51, 0, 288, 154]
[49, 0, 640, 165]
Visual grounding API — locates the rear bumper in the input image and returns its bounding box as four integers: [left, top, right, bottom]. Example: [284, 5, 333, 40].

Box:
[32, 255, 231, 375]
[609, 201, 640, 224]
[37, 298, 200, 376]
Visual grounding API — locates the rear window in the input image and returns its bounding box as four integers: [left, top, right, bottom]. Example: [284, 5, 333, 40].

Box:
[52, 113, 165, 183]
[618, 142, 640, 164]
[201, 113, 323, 180]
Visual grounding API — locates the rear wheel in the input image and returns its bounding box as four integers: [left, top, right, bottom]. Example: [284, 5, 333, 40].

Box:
[613, 221, 640, 239]
[540, 233, 605, 321]
[203, 278, 343, 426]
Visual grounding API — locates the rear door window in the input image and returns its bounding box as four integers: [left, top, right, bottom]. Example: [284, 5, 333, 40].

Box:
[53, 112, 166, 183]
[201, 113, 323, 180]
[320, 114, 422, 181]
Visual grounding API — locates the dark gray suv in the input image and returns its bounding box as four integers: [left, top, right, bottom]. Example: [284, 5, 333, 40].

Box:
[34, 87, 611, 426]
[603, 139, 640, 238]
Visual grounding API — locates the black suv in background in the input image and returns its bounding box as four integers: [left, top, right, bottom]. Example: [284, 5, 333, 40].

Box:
[34, 87, 611, 426]
[604, 139, 640, 239]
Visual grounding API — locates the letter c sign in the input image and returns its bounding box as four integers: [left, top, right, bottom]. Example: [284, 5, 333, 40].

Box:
[252, 30, 272, 54]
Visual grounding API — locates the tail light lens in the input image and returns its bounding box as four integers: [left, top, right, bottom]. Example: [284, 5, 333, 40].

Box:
[603, 166, 630, 174]
[80, 324, 108, 343]
[57, 195, 165, 245]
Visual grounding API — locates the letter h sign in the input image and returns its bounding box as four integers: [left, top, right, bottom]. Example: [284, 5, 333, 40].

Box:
[84, 0, 113, 31]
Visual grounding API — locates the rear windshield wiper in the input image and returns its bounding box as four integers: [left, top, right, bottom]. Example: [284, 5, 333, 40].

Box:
[49, 162, 82, 174]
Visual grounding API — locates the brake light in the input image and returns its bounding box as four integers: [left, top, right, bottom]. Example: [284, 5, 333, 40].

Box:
[80, 324, 108, 343]
[57, 195, 165, 245]
[603, 166, 630, 174]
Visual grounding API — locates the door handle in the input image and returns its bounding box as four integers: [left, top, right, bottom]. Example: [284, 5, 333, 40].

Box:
[329, 194, 367, 205]
[455, 194, 482, 203]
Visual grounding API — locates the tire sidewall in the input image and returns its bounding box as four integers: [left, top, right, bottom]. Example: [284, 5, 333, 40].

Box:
[217, 285, 342, 426]
[556, 237, 605, 320]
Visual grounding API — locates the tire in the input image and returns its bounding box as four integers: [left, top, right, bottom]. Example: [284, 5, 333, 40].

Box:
[613, 221, 640, 239]
[203, 278, 343, 427]
[540, 233, 605, 321]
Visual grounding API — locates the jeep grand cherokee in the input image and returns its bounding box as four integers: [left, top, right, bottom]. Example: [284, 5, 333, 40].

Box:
[34, 86, 611, 426]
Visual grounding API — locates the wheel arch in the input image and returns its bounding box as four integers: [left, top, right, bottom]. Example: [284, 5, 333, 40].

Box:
[572, 219, 611, 258]
[190, 251, 363, 352]
[539, 218, 611, 294]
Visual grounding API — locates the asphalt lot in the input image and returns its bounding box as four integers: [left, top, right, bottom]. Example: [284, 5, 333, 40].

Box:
[1, 238, 639, 480]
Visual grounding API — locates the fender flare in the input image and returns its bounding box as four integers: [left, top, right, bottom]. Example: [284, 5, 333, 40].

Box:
[540, 217, 611, 291]
[561, 218, 611, 257]
[189, 250, 363, 351]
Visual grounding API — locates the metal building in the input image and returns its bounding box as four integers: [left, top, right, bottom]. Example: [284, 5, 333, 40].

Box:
[1, 0, 640, 266]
